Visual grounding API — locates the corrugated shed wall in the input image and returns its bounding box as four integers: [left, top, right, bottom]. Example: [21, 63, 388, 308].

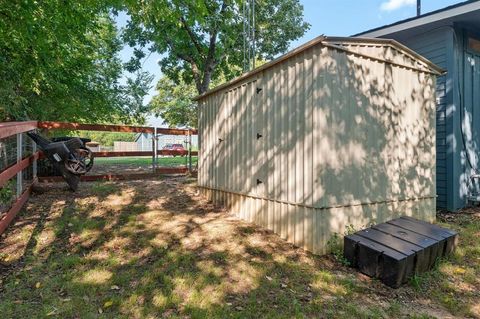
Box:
[198, 41, 437, 254]
[401, 29, 448, 209]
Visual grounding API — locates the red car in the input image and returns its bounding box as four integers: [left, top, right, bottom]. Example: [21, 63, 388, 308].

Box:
[162, 143, 186, 156]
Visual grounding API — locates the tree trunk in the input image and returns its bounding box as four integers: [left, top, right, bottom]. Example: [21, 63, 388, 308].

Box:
[195, 67, 213, 95]
[196, 56, 218, 95]
[198, 74, 211, 95]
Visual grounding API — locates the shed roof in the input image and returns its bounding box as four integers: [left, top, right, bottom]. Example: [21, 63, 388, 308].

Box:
[194, 36, 444, 101]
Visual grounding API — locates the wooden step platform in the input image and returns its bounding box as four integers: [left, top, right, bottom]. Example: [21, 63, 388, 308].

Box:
[344, 216, 458, 288]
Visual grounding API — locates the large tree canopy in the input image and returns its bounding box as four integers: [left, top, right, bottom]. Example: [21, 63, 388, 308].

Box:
[124, 0, 310, 94]
[0, 0, 151, 123]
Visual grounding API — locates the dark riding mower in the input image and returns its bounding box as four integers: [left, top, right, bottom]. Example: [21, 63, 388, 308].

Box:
[27, 132, 94, 191]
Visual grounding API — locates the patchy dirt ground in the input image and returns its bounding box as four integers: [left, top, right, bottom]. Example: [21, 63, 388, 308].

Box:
[0, 177, 478, 318]
[87, 163, 154, 175]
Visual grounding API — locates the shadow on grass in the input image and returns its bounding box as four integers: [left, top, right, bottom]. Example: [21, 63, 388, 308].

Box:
[1, 178, 477, 318]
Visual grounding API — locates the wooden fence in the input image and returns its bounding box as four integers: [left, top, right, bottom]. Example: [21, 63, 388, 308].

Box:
[0, 121, 198, 236]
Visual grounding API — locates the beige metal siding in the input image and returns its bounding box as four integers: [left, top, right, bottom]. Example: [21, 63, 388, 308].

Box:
[198, 40, 437, 254]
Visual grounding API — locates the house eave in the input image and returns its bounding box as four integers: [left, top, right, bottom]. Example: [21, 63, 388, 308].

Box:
[355, 0, 480, 38]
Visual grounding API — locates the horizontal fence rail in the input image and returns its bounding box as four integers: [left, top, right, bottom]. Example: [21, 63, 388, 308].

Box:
[38, 121, 198, 135]
[37, 150, 199, 158]
[0, 120, 198, 236]
[0, 121, 38, 140]
[0, 152, 40, 188]
[0, 182, 34, 235]
[89, 150, 198, 158]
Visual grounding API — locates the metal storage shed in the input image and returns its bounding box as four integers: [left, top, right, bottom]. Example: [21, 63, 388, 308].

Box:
[195, 36, 443, 254]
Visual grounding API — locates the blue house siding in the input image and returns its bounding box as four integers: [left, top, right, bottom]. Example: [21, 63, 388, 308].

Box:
[452, 27, 480, 210]
[400, 29, 450, 209]
[445, 28, 464, 211]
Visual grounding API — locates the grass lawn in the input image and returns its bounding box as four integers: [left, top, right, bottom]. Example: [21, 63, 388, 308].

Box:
[0, 177, 478, 318]
[94, 156, 198, 167]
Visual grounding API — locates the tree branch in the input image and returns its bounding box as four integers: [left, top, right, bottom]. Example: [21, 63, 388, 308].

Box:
[198, 1, 229, 93]
[163, 37, 203, 91]
[164, 37, 192, 63]
[179, 16, 205, 59]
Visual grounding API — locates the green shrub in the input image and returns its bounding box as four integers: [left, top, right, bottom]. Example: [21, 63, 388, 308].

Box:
[326, 224, 358, 266]
[0, 180, 14, 206]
